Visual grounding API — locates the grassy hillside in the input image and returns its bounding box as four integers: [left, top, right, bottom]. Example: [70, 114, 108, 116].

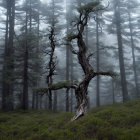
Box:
[0, 99, 140, 140]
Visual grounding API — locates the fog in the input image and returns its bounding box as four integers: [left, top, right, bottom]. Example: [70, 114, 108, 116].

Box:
[0, 0, 140, 113]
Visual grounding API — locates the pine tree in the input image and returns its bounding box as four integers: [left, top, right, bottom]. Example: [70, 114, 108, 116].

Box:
[1, 0, 16, 110]
[13, 0, 43, 109]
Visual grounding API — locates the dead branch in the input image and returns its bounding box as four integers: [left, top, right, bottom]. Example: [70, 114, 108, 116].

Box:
[94, 71, 117, 78]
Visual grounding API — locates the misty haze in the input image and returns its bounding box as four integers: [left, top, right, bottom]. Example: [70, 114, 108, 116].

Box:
[0, 0, 140, 140]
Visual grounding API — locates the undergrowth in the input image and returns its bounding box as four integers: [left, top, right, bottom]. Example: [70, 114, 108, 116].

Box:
[0, 98, 140, 140]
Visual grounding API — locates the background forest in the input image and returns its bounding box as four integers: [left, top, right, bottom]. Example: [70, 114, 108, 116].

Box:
[0, 0, 140, 112]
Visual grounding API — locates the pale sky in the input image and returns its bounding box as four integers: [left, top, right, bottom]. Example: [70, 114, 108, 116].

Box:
[40, 0, 51, 3]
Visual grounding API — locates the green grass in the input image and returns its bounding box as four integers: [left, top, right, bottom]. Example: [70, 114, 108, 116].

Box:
[0, 99, 140, 140]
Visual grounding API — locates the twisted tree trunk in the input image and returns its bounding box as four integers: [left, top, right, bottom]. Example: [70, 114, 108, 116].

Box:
[36, 2, 115, 121]
[69, 2, 115, 121]
[71, 32, 95, 120]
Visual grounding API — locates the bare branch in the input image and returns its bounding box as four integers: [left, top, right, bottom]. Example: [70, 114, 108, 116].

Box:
[87, 53, 94, 61]
[94, 71, 117, 78]
[35, 81, 78, 95]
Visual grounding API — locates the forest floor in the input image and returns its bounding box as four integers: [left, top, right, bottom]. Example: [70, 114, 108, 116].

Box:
[0, 99, 140, 140]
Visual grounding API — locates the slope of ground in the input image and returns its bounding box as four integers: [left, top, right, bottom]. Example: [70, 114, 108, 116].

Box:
[0, 99, 140, 140]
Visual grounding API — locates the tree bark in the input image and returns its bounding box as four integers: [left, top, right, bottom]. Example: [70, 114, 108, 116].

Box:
[71, 30, 95, 120]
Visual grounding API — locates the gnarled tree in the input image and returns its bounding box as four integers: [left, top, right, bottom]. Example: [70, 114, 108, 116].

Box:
[67, 1, 116, 121]
[36, 1, 116, 121]
[46, 26, 57, 110]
